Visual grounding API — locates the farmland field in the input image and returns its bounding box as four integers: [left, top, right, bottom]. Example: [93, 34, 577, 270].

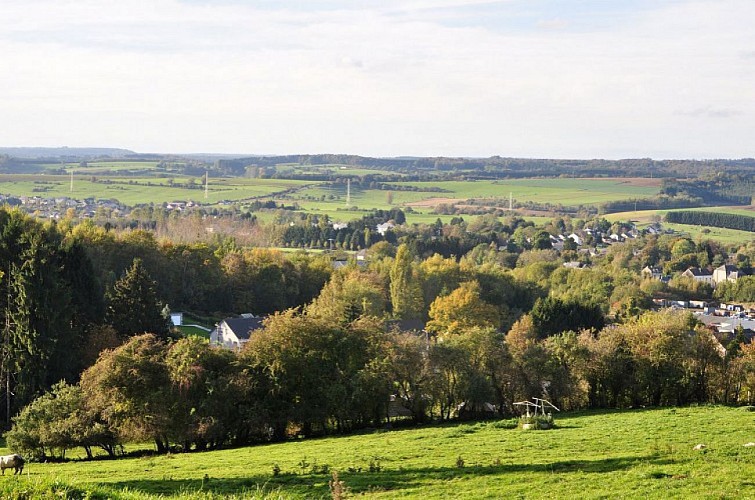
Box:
[277, 164, 407, 177]
[6, 171, 749, 235]
[287, 177, 662, 221]
[392, 178, 660, 205]
[605, 206, 755, 244]
[0, 175, 314, 205]
[1, 405, 752, 499]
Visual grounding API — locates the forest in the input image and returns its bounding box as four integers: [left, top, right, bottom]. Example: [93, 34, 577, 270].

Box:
[0, 206, 753, 461]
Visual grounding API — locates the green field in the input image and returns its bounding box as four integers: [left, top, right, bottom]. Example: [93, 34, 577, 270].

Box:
[176, 325, 212, 339]
[391, 178, 660, 204]
[661, 223, 754, 244]
[36, 161, 163, 174]
[0, 170, 661, 220]
[605, 207, 755, 244]
[1, 406, 752, 498]
[286, 178, 661, 224]
[0, 175, 313, 205]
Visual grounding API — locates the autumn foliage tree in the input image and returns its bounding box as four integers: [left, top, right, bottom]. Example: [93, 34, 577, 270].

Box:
[80, 334, 174, 453]
[389, 244, 423, 320]
[426, 281, 500, 336]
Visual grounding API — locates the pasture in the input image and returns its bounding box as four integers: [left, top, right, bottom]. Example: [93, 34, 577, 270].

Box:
[393, 178, 660, 205]
[0, 175, 313, 206]
[58, 161, 163, 174]
[605, 206, 755, 244]
[1, 405, 752, 499]
[287, 177, 662, 223]
[0, 171, 661, 217]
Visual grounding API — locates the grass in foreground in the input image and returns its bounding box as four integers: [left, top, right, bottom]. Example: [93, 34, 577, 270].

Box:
[0, 406, 753, 498]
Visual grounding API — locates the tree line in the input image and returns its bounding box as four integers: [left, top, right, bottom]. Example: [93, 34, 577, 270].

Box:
[7, 307, 754, 461]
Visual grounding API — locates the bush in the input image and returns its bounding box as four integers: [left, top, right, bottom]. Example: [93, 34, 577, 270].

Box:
[5, 382, 118, 461]
[519, 414, 554, 430]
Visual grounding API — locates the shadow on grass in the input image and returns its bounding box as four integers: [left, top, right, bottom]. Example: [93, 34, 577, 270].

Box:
[107, 454, 667, 497]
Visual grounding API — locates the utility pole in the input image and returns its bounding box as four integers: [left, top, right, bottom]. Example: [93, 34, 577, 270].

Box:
[346, 178, 351, 207]
[204, 171, 209, 200]
[70, 170, 74, 192]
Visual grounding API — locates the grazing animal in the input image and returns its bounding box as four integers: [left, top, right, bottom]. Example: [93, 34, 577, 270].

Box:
[692, 444, 706, 451]
[0, 454, 24, 475]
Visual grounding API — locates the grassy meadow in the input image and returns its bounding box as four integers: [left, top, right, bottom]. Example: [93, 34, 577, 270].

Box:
[5, 167, 753, 243]
[1, 406, 752, 499]
[0, 175, 313, 205]
[291, 178, 661, 210]
[395, 178, 660, 204]
[605, 206, 755, 244]
[285, 177, 662, 224]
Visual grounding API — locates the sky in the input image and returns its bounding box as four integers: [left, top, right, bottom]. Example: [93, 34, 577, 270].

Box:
[1, 0, 754, 159]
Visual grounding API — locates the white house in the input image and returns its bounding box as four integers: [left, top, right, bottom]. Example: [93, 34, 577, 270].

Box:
[642, 266, 663, 280]
[210, 315, 265, 350]
[567, 233, 583, 246]
[681, 267, 714, 286]
[713, 264, 742, 286]
[376, 222, 395, 235]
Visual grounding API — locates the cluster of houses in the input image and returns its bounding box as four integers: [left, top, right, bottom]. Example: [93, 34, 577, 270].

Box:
[642, 263, 747, 287]
[2, 194, 127, 219]
[164, 201, 199, 211]
[648, 296, 755, 353]
[0, 194, 203, 220]
[549, 226, 640, 251]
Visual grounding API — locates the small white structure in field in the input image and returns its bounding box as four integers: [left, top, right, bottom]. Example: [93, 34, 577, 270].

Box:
[513, 397, 560, 430]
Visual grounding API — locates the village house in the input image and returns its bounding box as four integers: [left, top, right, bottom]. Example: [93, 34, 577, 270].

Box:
[209, 314, 265, 350]
[376, 222, 395, 235]
[641, 266, 663, 280]
[567, 233, 583, 246]
[681, 267, 714, 286]
[713, 264, 743, 285]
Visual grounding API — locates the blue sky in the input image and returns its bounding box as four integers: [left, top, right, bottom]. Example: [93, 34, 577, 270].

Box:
[1, 0, 753, 158]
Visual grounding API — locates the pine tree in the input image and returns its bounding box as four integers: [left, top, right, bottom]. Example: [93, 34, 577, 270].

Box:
[106, 258, 168, 339]
[1, 215, 78, 416]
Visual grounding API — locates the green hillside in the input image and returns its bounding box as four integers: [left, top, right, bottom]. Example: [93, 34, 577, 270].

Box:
[1, 406, 752, 498]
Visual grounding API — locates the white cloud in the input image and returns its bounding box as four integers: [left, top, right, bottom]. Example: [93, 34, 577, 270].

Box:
[0, 0, 753, 157]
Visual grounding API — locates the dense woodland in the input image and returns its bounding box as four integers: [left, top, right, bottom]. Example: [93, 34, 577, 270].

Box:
[0, 206, 753, 461]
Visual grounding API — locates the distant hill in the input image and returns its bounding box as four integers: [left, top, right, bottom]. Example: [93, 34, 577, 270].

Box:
[0, 147, 135, 159]
[215, 154, 755, 179]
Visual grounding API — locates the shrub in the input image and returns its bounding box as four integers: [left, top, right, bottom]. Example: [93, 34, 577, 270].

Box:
[5, 382, 118, 461]
[519, 413, 554, 430]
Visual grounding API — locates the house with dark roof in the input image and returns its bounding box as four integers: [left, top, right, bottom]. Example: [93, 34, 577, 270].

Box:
[681, 267, 714, 286]
[210, 315, 265, 350]
[386, 318, 426, 333]
[641, 266, 663, 280]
